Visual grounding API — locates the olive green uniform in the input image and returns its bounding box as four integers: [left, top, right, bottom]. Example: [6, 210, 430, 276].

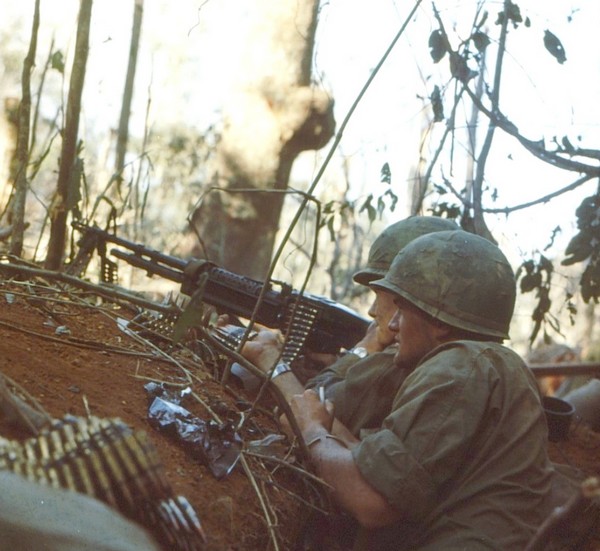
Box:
[306, 347, 408, 437]
[351, 340, 556, 550]
[0, 471, 161, 551]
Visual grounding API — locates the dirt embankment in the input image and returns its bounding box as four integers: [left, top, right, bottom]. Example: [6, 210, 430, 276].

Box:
[0, 277, 324, 551]
[0, 274, 598, 550]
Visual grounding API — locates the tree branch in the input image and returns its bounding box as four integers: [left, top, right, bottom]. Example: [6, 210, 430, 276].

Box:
[10, 0, 40, 257]
[0, 258, 178, 314]
[463, 86, 600, 177]
[525, 477, 600, 551]
[467, 0, 511, 242]
[484, 174, 597, 215]
[415, 89, 468, 214]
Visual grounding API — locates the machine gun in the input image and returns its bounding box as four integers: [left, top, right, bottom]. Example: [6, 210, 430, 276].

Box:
[71, 222, 370, 360]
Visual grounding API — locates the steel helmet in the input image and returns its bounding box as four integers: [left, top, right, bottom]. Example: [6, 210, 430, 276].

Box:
[353, 216, 458, 285]
[371, 230, 516, 339]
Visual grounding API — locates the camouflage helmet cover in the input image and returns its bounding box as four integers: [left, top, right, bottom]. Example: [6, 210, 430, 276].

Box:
[370, 229, 516, 339]
[352, 216, 459, 285]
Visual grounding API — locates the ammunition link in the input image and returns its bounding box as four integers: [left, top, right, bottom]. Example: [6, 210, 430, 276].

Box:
[0, 415, 205, 550]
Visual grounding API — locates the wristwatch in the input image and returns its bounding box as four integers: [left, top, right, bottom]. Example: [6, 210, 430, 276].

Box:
[348, 346, 368, 359]
[271, 362, 292, 379]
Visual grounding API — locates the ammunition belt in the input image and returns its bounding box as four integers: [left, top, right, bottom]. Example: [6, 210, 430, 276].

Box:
[211, 300, 318, 365]
[0, 415, 205, 550]
[281, 299, 318, 363]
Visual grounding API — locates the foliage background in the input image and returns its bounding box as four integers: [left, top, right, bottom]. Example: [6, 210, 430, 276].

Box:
[1, 0, 600, 356]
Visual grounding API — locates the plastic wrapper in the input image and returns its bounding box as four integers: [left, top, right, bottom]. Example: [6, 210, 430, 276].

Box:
[145, 383, 241, 479]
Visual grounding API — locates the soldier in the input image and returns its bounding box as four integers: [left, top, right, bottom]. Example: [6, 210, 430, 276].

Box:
[303, 215, 457, 436]
[243, 230, 564, 550]
[240, 215, 457, 437]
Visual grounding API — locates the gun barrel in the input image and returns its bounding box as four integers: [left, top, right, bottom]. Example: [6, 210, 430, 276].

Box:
[110, 249, 186, 284]
[73, 222, 188, 272]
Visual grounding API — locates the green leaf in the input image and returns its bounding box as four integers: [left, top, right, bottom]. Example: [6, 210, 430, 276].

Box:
[520, 272, 541, 293]
[561, 136, 575, 153]
[380, 162, 391, 185]
[580, 261, 600, 304]
[323, 200, 335, 214]
[518, 259, 534, 278]
[562, 231, 592, 266]
[428, 29, 448, 63]
[546, 316, 561, 333]
[543, 29, 566, 64]
[496, 1, 523, 28]
[574, 195, 600, 229]
[539, 255, 554, 274]
[51, 50, 65, 73]
[430, 201, 461, 220]
[532, 287, 551, 322]
[377, 196, 385, 218]
[430, 85, 444, 122]
[472, 31, 490, 53]
[172, 277, 208, 344]
[530, 319, 541, 344]
[326, 215, 336, 242]
[506, 1, 523, 24]
[359, 195, 376, 224]
[384, 189, 398, 212]
[449, 52, 477, 83]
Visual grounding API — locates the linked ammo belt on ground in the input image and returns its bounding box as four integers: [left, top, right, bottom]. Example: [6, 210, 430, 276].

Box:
[0, 415, 205, 550]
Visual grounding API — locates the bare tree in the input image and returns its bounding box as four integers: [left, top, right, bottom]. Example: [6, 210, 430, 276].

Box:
[9, 0, 40, 257]
[114, 0, 143, 186]
[45, 0, 93, 270]
[187, 0, 334, 280]
[416, 0, 600, 342]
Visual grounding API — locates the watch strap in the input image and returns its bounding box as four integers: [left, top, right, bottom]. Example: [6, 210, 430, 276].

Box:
[271, 362, 292, 379]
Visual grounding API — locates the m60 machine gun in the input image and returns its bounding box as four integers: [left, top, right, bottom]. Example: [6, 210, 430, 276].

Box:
[72, 222, 369, 362]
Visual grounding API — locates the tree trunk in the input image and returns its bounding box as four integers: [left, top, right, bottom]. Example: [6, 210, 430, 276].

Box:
[45, 0, 92, 269]
[0, 98, 20, 222]
[188, 0, 334, 280]
[114, 0, 143, 187]
[9, 0, 40, 257]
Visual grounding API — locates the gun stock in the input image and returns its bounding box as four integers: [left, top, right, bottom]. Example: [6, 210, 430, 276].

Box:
[72, 223, 369, 357]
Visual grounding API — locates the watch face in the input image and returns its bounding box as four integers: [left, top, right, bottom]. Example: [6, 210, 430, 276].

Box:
[351, 347, 368, 359]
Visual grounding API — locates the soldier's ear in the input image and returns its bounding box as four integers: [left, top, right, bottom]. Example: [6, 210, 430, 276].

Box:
[431, 318, 455, 341]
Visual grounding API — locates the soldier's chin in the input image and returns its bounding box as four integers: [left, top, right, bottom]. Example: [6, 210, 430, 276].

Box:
[378, 338, 395, 349]
[393, 350, 406, 367]
[393, 350, 420, 371]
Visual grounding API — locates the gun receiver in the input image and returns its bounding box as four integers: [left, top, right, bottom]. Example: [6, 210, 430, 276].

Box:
[72, 222, 369, 357]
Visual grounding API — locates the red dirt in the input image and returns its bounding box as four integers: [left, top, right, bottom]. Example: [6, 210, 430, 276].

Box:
[0, 278, 313, 551]
[547, 423, 600, 481]
[0, 274, 598, 550]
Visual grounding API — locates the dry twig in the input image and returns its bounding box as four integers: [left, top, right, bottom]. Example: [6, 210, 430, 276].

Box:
[525, 477, 600, 551]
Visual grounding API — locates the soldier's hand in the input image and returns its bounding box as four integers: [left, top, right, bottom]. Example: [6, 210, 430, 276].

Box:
[240, 328, 284, 375]
[287, 389, 335, 436]
[353, 321, 384, 353]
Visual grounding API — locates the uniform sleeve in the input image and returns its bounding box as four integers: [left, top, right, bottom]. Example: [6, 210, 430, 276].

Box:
[352, 343, 500, 520]
[305, 353, 360, 398]
[0, 471, 162, 551]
